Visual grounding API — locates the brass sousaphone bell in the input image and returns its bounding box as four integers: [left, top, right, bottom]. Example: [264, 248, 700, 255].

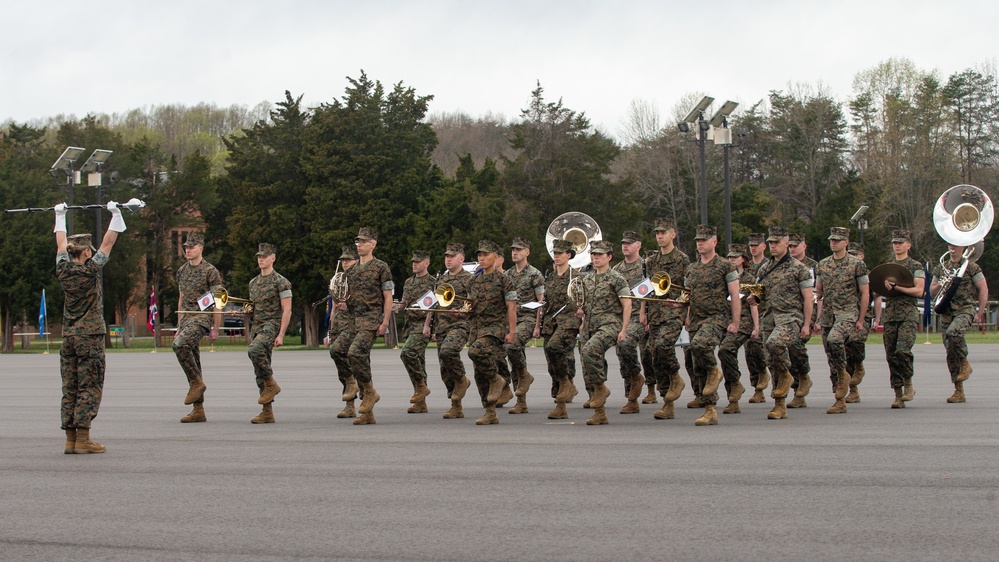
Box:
[931, 184, 993, 312]
[546, 211, 603, 308]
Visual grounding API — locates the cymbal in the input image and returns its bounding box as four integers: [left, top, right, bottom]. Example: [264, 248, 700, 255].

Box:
[869, 263, 915, 297]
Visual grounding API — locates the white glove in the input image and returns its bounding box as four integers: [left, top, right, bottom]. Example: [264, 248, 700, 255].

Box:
[53, 203, 67, 233]
[107, 201, 127, 232]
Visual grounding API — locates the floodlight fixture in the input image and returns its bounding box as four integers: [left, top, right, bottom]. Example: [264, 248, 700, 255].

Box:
[80, 149, 113, 173]
[708, 100, 739, 128]
[678, 122, 690, 133]
[51, 146, 85, 173]
[850, 205, 869, 223]
[681, 96, 715, 123]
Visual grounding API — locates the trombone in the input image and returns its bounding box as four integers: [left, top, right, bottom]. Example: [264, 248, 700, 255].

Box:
[404, 282, 474, 313]
[623, 271, 675, 302]
[178, 288, 254, 316]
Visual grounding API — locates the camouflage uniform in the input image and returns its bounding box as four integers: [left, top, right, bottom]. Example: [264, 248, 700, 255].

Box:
[758, 251, 813, 379]
[744, 255, 770, 388]
[579, 264, 630, 387]
[56, 243, 109, 430]
[845, 244, 872, 380]
[329, 246, 358, 397]
[542, 265, 581, 396]
[932, 260, 983, 382]
[501, 251, 545, 388]
[718, 267, 759, 392]
[173, 257, 224, 405]
[789, 251, 818, 392]
[683, 252, 739, 405]
[399, 266, 435, 389]
[248, 269, 293, 390]
[816, 250, 869, 386]
[467, 262, 516, 402]
[644, 246, 690, 396]
[434, 268, 473, 396]
[340, 257, 394, 384]
[879, 256, 924, 389]
[613, 253, 648, 393]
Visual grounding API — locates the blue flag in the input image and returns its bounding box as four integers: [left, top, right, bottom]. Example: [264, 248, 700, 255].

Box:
[38, 289, 47, 337]
[922, 262, 932, 328]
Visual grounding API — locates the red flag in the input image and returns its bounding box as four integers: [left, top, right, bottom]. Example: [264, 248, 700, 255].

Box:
[148, 286, 158, 334]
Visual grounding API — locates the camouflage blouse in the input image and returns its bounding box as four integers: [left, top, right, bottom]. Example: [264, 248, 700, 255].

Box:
[757, 253, 813, 323]
[816, 254, 869, 326]
[400, 273, 436, 338]
[932, 260, 984, 316]
[541, 267, 581, 338]
[612, 258, 644, 319]
[581, 269, 630, 332]
[644, 247, 690, 325]
[506, 263, 545, 321]
[469, 270, 516, 339]
[176, 260, 224, 330]
[880, 257, 924, 323]
[249, 271, 292, 327]
[433, 269, 473, 336]
[56, 251, 109, 336]
[684, 254, 738, 330]
[346, 258, 394, 332]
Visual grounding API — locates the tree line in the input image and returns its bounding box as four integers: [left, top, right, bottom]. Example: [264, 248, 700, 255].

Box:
[2, 58, 998, 351]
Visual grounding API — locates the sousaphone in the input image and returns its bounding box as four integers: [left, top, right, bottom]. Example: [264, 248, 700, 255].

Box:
[931, 184, 993, 312]
[546, 211, 602, 270]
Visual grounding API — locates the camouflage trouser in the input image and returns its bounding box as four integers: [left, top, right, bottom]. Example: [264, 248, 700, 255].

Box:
[330, 328, 354, 393]
[615, 319, 645, 390]
[581, 323, 621, 386]
[648, 320, 683, 396]
[468, 331, 505, 402]
[685, 322, 726, 405]
[789, 334, 812, 390]
[744, 334, 768, 388]
[846, 321, 870, 377]
[248, 323, 277, 390]
[173, 323, 208, 404]
[346, 328, 378, 385]
[821, 315, 857, 386]
[544, 322, 578, 397]
[761, 314, 803, 376]
[500, 319, 536, 386]
[718, 318, 754, 387]
[60, 334, 106, 429]
[436, 325, 469, 397]
[400, 332, 430, 385]
[941, 313, 973, 382]
[882, 319, 917, 388]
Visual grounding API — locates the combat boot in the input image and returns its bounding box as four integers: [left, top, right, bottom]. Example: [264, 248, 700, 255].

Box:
[358, 381, 380, 414]
[251, 403, 275, 423]
[547, 402, 568, 419]
[583, 388, 594, 409]
[756, 369, 771, 391]
[337, 400, 356, 418]
[642, 383, 658, 404]
[627, 374, 645, 401]
[443, 401, 464, 419]
[653, 400, 675, 420]
[486, 375, 506, 405]
[834, 368, 851, 401]
[727, 380, 746, 404]
[796, 373, 813, 398]
[665, 373, 686, 402]
[475, 405, 499, 425]
[748, 389, 767, 403]
[827, 397, 847, 414]
[257, 376, 281, 404]
[586, 405, 609, 425]
[567, 380, 579, 403]
[850, 364, 866, 387]
[590, 383, 610, 409]
[73, 428, 106, 454]
[695, 404, 718, 426]
[787, 395, 807, 408]
[508, 396, 528, 414]
[902, 379, 915, 402]
[767, 397, 788, 420]
[496, 384, 514, 407]
[64, 428, 77, 454]
[407, 399, 428, 414]
[773, 370, 792, 399]
[180, 404, 207, 423]
[702, 367, 723, 397]
[686, 395, 703, 409]
[352, 411, 376, 425]
[947, 382, 966, 403]
[956, 359, 973, 382]
[891, 387, 906, 409]
[555, 377, 573, 403]
[619, 399, 640, 414]
[342, 376, 358, 401]
[515, 370, 535, 397]
[722, 401, 741, 414]
[452, 376, 471, 401]
[184, 378, 207, 405]
[845, 384, 861, 403]
[412, 379, 431, 403]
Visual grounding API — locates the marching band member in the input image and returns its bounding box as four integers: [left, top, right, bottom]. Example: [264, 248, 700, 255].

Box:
[396, 250, 435, 414]
[247, 243, 292, 424]
[613, 230, 649, 414]
[844, 242, 872, 403]
[930, 244, 987, 404]
[542, 239, 581, 419]
[499, 237, 545, 413]
[327, 246, 359, 418]
[744, 233, 771, 403]
[787, 233, 817, 409]
[716, 243, 759, 414]
[430, 243, 475, 419]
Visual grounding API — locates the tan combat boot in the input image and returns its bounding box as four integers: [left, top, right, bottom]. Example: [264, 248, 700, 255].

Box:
[902, 379, 915, 402]
[695, 404, 719, 426]
[508, 396, 529, 414]
[653, 400, 675, 420]
[586, 405, 609, 425]
[627, 375, 645, 401]
[548, 402, 568, 419]
[827, 397, 847, 414]
[787, 396, 807, 408]
[619, 399, 640, 414]
[358, 381, 381, 414]
[452, 376, 471, 401]
[475, 405, 499, 425]
[642, 383, 658, 404]
[180, 404, 207, 423]
[773, 370, 792, 399]
[412, 379, 431, 403]
[73, 428, 106, 454]
[443, 400, 464, 419]
[567, 380, 579, 403]
[702, 367, 723, 397]
[582, 387, 594, 409]
[748, 389, 767, 403]
[555, 377, 573, 403]
[956, 359, 972, 382]
[891, 387, 905, 409]
[727, 380, 746, 403]
[845, 384, 861, 404]
[184, 378, 207, 405]
[723, 401, 741, 414]
[665, 373, 686, 402]
[353, 411, 376, 425]
[407, 399, 428, 414]
[686, 395, 703, 409]
[496, 384, 514, 407]
[485, 375, 506, 405]
[834, 368, 851, 401]
[337, 400, 356, 418]
[947, 381, 966, 403]
[342, 376, 358, 401]
[251, 403, 275, 423]
[796, 373, 813, 397]
[767, 397, 788, 420]
[590, 383, 610, 409]
[64, 428, 77, 454]
[257, 376, 281, 404]
[515, 370, 535, 397]
[756, 368, 771, 391]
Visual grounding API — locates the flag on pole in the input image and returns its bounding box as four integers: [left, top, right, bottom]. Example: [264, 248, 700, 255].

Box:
[922, 262, 932, 329]
[38, 289, 47, 337]
[148, 286, 158, 334]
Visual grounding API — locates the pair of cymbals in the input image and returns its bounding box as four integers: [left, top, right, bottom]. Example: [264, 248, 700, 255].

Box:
[869, 263, 915, 297]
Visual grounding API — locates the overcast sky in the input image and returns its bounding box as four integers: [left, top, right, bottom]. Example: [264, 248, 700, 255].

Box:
[3, 0, 997, 138]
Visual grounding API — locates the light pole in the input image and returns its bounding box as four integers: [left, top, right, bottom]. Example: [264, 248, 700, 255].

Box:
[850, 205, 869, 246]
[708, 101, 742, 247]
[49, 147, 86, 234]
[79, 149, 113, 247]
[678, 96, 714, 225]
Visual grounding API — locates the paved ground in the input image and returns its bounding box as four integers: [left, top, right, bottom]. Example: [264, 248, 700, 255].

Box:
[2, 343, 998, 561]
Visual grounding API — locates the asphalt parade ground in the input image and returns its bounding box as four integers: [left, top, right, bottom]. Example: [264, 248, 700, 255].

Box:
[2, 343, 998, 561]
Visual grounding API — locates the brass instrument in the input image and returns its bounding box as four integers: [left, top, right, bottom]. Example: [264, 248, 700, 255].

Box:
[546, 211, 602, 270]
[567, 269, 586, 308]
[623, 271, 672, 301]
[404, 282, 473, 313]
[329, 262, 349, 303]
[932, 184, 993, 313]
[178, 288, 254, 315]
[741, 283, 766, 303]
